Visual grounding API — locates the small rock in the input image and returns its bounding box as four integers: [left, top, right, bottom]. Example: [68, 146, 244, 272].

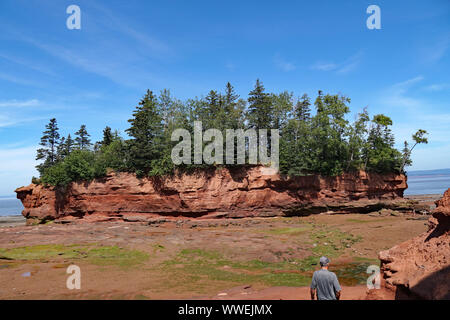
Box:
[21, 272, 31, 277]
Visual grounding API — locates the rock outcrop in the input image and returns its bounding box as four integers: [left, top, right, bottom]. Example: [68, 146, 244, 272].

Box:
[377, 188, 450, 300]
[16, 166, 408, 223]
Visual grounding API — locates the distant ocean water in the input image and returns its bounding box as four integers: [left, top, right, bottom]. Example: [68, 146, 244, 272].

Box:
[405, 168, 450, 196]
[0, 169, 449, 216]
[0, 197, 23, 217]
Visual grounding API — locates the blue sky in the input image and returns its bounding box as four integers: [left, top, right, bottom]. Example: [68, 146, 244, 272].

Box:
[0, 0, 449, 195]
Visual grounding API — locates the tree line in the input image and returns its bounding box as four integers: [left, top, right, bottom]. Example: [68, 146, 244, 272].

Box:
[34, 80, 428, 187]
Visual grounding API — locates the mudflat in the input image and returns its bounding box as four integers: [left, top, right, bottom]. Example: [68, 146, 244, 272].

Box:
[0, 216, 26, 228]
[0, 211, 428, 300]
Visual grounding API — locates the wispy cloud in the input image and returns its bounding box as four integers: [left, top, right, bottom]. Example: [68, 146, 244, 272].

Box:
[311, 51, 362, 74]
[421, 36, 449, 64]
[0, 99, 40, 108]
[274, 55, 296, 72]
[424, 83, 450, 92]
[225, 62, 236, 71]
[88, 2, 172, 57]
[0, 115, 46, 128]
[382, 76, 424, 108]
[0, 52, 56, 77]
[311, 62, 337, 71]
[0, 72, 44, 87]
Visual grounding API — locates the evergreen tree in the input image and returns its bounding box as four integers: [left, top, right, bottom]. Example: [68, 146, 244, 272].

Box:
[126, 89, 164, 175]
[223, 82, 245, 130]
[271, 91, 293, 130]
[295, 94, 311, 122]
[75, 125, 92, 150]
[364, 114, 402, 173]
[36, 118, 60, 174]
[101, 126, 114, 147]
[247, 79, 273, 129]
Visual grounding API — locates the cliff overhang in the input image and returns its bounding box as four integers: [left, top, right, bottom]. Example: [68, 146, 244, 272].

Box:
[16, 166, 409, 224]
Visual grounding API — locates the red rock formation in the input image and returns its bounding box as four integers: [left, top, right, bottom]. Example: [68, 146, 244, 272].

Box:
[16, 166, 407, 223]
[377, 188, 450, 300]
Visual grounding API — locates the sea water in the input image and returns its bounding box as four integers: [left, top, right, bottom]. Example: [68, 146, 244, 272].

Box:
[0, 197, 23, 216]
[405, 169, 450, 195]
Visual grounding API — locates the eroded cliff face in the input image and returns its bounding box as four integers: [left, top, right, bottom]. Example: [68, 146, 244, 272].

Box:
[377, 188, 450, 300]
[16, 166, 408, 223]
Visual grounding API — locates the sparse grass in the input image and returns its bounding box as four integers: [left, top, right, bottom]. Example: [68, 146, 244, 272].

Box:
[0, 244, 149, 268]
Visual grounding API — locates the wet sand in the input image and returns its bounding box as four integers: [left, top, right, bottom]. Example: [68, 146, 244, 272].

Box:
[0, 216, 26, 228]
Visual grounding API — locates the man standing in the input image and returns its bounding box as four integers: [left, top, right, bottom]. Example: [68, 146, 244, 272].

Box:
[310, 256, 342, 300]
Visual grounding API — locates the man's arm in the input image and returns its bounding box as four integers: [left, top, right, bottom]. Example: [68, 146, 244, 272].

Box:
[310, 288, 316, 300]
[333, 274, 342, 300]
[335, 290, 341, 300]
[310, 273, 317, 300]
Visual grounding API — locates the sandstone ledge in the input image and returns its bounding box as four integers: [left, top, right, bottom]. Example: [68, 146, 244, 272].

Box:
[376, 188, 450, 300]
[16, 166, 409, 223]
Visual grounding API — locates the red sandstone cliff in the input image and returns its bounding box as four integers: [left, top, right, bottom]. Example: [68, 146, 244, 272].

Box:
[376, 188, 450, 300]
[16, 166, 408, 223]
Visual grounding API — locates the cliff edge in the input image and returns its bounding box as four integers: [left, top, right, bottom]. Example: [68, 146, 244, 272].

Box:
[16, 166, 408, 223]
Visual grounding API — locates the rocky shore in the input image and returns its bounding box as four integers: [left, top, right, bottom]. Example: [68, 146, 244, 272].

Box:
[373, 188, 450, 300]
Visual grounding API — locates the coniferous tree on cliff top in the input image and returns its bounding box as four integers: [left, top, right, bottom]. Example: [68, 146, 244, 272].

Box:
[35, 82, 429, 187]
[36, 118, 60, 174]
[126, 89, 164, 176]
[247, 79, 273, 129]
[101, 126, 114, 147]
[74, 125, 92, 150]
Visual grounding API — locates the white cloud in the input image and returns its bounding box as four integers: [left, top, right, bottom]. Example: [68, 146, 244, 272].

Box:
[0, 99, 40, 108]
[311, 51, 362, 74]
[0, 72, 43, 87]
[311, 62, 338, 71]
[422, 37, 449, 64]
[274, 55, 296, 72]
[424, 83, 450, 92]
[0, 146, 38, 195]
[0, 52, 57, 76]
[0, 115, 46, 128]
[382, 76, 424, 108]
[225, 62, 236, 71]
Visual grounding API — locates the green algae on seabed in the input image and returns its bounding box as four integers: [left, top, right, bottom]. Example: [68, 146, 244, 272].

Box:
[161, 248, 312, 288]
[0, 244, 149, 268]
[160, 247, 375, 292]
[159, 224, 366, 290]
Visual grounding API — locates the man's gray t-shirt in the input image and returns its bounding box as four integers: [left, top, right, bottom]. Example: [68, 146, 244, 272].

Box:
[310, 269, 342, 300]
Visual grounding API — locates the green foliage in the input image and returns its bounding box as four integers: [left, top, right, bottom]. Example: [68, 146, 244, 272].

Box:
[126, 90, 164, 173]
[247, 79, 274, 129]
[36, 118, 60, 174]
[41, 150, 98, 187]
[36, 81, 428, 187]
[101, 126, 114, 147]
[74, 125, 92, 150]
